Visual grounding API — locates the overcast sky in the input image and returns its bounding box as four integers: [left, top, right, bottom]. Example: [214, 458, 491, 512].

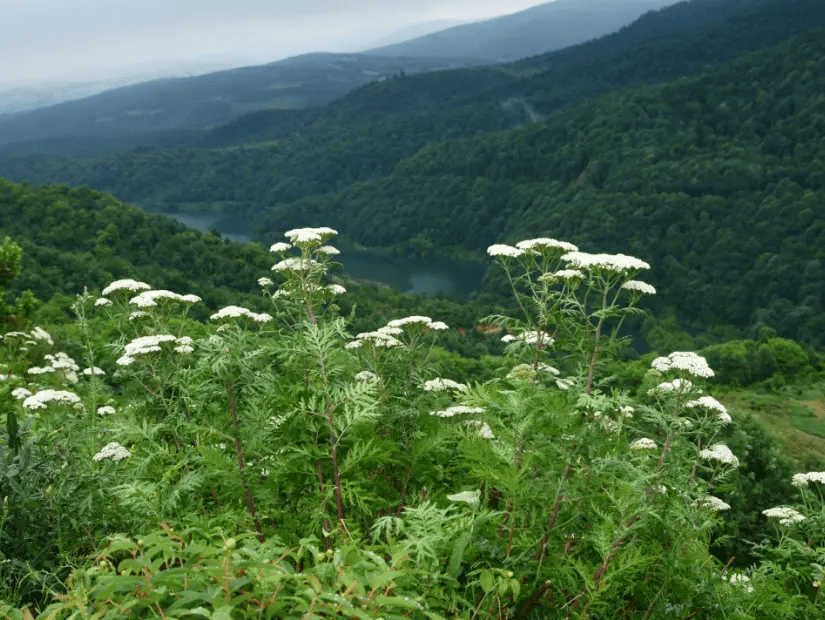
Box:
[2, 0, 557, 87]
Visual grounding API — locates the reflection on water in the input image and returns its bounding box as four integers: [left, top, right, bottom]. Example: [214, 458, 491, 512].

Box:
[158, 211, 484, 300]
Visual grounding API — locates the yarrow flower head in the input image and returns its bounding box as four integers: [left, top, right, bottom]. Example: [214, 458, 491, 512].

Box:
[93, 442, 131, 462]
[258, 277, 273, 287]
[561, 251, 650, 273]
[350, 331, 403, 349]
[694, 496, 731, 512]
[791, 472, 825, 487]
[763, 506, 805, 526]
[210, 305, 272, 323]
[686, 396, 731, 423]
[22, 389, 82, 411]
[83, 367, 105, 376]
[464, 420, 495, 440]
[487, 244, 524, 258]
[699, 444, 740, 467]
[630, 438, 657, 450]
[271, 257, 322, 272]
[269, 242, 292, 253]
[538, 269, 584, 283]
[724, 573, 754, 593]
[101, 279, 151, 296]
[11, 387, 32, 400]
[430, 405, 485, 418]
[649, 378, 694, 394]
[423, 378, 468, 392]
[515, 238, 579, 253]
[650, 352, 714, 378]
[94, 297, 112, 307]
[326, 284, 346, 295]
[97, 405, 116, 416]
[317, 245, 340, 255]
[283, 227, 337, 246]
[354, 370, 379, 383]
[129, 290, 201, 308]
[386, 316, 447, 330]
[621, 280, 656, 295]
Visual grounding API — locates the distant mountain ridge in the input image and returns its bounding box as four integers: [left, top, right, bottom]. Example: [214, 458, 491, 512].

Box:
[364, 0, 677, 61]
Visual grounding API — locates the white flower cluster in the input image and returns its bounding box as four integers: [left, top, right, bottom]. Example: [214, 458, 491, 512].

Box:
[515, 238, 579, 253]
[269, 242, 292, 253]
[561, 251, 650, 273]
[28, 352, 80, 384]
[430, 405, 485, 418]
[3, 326, 54, 346]
[22, 389, 82, 411]
[12, 387, 32, 400]
[762, 506, 805, 526]
[117, 334, 193, 366]
[210, 305, 272, 323]
[354, 370, 379, 383]
[791, 471, 825, 487]
[620, 405, 635, 418]
[423, 378, 468, 392]
[347, 327, 404, 349]
[630, 438, 657, 450]
[651, 352, 715, 378]
[724, 573, 754, 593]
[538, 269, 584, 282]
[101, 279, 151, 296]
[555, 377, 574, 390]
[93, 442, 131, 462]
[487, 244, 524, 258]
[129, 311, 149, 321]
[464, 420, 495, 439]
[507, 363, 559, 381]
[94, 297, 112, 307]
[258, 277, 273, 287]
[271, 257, 322, 272]
[694, 496, 731, 512]
[97, 406, 116, 416]
[621, 280, 656, 295]
[283, 227, 338, 245]
[129, 290, 201, 308]
[317, 245, 340, 255]
[82, 366, 105, 376]
[386, 316, 448, 330]
[685, 396, 732, 424]
[650, 378, 693, 394]
[699, 444, 740, 467]
[326, 284, 347, 295]
[501, 330, 554, 347]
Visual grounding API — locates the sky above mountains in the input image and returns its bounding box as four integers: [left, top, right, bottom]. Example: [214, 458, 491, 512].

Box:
[3, 0, 557, 87]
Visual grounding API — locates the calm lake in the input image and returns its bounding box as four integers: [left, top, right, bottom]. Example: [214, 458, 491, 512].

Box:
[160, 212, 486, 300]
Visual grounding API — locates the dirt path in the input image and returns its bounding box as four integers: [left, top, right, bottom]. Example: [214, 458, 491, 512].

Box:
[799, 400, 825, 418]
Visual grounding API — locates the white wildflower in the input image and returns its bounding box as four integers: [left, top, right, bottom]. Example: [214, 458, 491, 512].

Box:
[97, 406, 116, 416]
[129, 290, 200, 307]
[562, 251, 650, 273]
[386, 315, 435, 329]
[630, 438, 657, 450]
[27, 366, 56, 375]
[344, 340, 363, 349]
[210, 305, 272, 323]
[326, 284, 346, 295]
[694, 496, 731, 512]
[129, 311, 149, 321]
[354, 371, 379, 383]
[271, 257, 322, 272]
[122, 334, 177, 360]
[515, 238, 578, 253]
[353, 331, 403, 348]
[430, 405, 485, 418]
[22, 389, 82, 410]
[376, 325, 403, 335]
[650, 352, 714, 378]
[94, 297, 112, 307]
[500, 334, 517, 342]
[283, 227, 338, 245]
[258, 277, 273, 287]
[464, 420, 495, 439]
[791, 472, 825, 487]
[487, 244, 524, 258]
[175, 344, 195, 354]
[93, 442, 131, 462]
[269, 242, 292, 253]
[650, 378, 693, 394]
[620, 405, 635, 418]
[556, 377, 574, 390]
[11, 387, 32, 400]
[423, 378, 468, 392]
[116, 355, 135, 366]
[725, 573, 754, 593]
[763, 506, 805, 526]
[429, 321, 449, 330]
[539, 269, 584, 282]
[30, 326, 53, 345]
[317, 245, 340, 255]
[699, 444, 740, 467]
[101, 279, 151, 296]
[621, 280, 656, 295]
[83, 367, 105, 376]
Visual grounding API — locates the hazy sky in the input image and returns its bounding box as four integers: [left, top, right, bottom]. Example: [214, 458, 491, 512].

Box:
[2, 0, 556, 86]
